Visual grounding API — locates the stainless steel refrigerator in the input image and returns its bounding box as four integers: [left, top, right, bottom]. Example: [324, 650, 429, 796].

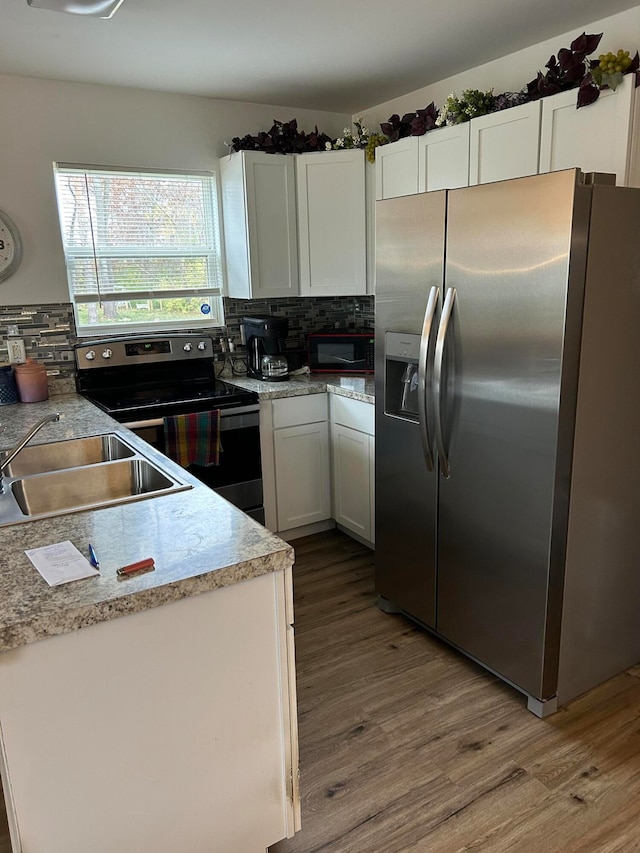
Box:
[375, 169, 640, 716]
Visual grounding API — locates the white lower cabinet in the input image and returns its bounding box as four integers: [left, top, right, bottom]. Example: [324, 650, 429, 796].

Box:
[331, 422, 374, 542]
[261, 392, 375, 544]
[330, 395, 375, 546]
[0, 570, 299, 853]
[274, 421, 331, 530]
[261, 394, 332, 535]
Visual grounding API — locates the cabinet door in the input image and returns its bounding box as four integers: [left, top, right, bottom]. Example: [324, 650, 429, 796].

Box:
[375, 137, 420, 199]
[418, 124, 470, 191]
[539, 77, 638, 186]
[331, 422, 371, 541]
[221, 151, 298, 299]
[0, 573, 298, 853]
[297, 150, 366, 296]
[274, 422, 331, 530]
[469, 101, 542, 185]
[369, 434, 375, 545]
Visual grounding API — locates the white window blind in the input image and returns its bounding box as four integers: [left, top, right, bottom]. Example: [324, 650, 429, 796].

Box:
[54, 164, 224, 334]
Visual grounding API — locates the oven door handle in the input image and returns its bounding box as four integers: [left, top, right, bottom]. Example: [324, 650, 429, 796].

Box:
[123, 404, 260, 431]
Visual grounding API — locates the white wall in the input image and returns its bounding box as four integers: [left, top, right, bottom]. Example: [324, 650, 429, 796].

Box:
[359, 6, 640, 130]
[0, 74, 349, 307]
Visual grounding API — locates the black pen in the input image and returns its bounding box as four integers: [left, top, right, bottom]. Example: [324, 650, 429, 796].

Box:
[88, 544, 100, 570]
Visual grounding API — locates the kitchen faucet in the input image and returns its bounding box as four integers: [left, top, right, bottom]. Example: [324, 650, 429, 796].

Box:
[0, 412, 60, 494]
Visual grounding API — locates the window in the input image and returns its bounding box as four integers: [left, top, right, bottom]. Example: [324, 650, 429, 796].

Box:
[54, 164, 224, 335]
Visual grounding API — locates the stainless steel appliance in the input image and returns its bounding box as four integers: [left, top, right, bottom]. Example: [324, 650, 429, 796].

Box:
[241, 315, 290, 382]
[75, 334, 264, 522]
[375, 169, 640, 716]
[308, 331, 374, 374]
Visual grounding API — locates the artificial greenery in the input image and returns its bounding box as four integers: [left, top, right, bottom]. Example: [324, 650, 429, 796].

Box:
[527, 31, 603, 107]
[227, 31, 639, 160]
[435, 89, 497, 126]
[229, 119, 333, 155]
[380, 103, 439, 140]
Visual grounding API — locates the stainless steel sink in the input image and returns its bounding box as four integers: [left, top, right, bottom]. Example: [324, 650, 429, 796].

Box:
[0, 433, 192, 526]
[0, 433, 135, 477]
[12, 458, 181, 517]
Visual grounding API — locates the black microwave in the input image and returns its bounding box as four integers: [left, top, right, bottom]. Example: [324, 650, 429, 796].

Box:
[308, 331, 375, 374]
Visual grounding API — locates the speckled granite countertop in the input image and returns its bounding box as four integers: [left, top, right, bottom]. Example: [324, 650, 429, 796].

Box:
[225, 373, 375, 404]
[0, 395, 293, 652]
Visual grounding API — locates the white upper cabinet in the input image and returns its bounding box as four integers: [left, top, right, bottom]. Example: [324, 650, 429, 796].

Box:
[539, 77, 640, 187]
[469, 100, 542, 185]
[375, 126, 470, 200]
[375, 137, 420, 200]
[296, 149, 367, 296]
[220, 151, 298, 299]
[418, 123, 470, 191]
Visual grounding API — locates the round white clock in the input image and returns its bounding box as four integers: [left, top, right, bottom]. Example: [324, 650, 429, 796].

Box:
[0, 210, 22, 283]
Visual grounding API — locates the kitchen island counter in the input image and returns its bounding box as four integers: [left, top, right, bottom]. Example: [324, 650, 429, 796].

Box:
[0, 393, 294, 652]
[0, 394, 299, 853]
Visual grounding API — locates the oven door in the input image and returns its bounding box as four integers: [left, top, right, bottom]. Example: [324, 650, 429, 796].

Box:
[123, 405, 264, 524]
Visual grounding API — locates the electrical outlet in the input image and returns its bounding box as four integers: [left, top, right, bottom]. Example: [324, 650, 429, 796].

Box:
[8, 339, 26, 364]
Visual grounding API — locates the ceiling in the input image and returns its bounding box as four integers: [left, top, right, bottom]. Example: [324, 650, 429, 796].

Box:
[2, 0, 638, 113]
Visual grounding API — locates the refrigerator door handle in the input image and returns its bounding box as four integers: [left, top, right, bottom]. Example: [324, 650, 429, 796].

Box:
[417, 286, 439, 472]
[434, 287, 456, 479]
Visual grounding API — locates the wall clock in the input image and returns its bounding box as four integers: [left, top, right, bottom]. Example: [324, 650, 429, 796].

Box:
[0, 210, 23, 283]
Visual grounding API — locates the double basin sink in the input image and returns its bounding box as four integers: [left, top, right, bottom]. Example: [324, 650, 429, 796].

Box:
[0, 433, 192, 527]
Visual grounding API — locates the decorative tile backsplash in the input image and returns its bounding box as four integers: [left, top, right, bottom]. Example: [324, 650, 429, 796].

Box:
[0, 303, 77, 377]
[223, 295, 374, 351]
[0, 295, 374, 377]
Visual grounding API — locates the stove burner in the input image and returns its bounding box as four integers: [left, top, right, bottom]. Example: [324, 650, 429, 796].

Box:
[75, 334, 257, 421]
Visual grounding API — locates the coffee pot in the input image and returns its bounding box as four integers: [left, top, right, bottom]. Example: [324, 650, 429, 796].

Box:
[260, 354, 289, 381]
[241, 315, 290, 382]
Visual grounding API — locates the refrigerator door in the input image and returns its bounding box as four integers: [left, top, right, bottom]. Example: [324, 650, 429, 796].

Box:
[374, 191, 446, 628]
[436, 170, 591, 700]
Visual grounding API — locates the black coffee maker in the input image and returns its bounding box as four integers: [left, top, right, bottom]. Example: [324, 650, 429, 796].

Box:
[241, 315, 290, 382]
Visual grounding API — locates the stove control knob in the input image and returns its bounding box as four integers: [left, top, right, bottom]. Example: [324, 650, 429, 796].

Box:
[85, 350, 96, 361]
[102, 349, 113, 359]
[197, 341, 207, 351]
[183, 343, 193, 352]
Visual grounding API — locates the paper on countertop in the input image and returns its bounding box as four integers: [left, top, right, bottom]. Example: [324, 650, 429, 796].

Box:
[25, 540, 100, 587]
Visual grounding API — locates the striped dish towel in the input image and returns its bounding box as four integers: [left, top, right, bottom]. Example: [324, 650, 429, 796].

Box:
[163, 410, 222, 468]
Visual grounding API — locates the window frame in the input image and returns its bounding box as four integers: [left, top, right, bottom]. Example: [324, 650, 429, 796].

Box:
[53, 162, 225, 337]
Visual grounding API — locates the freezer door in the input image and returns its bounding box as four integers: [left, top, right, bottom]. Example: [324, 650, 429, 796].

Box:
[374, 192, 446, 627]
[436, 170, 591, 700]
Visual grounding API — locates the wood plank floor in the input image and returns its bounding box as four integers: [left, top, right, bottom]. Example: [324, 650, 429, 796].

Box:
[270, 530, 640, 853]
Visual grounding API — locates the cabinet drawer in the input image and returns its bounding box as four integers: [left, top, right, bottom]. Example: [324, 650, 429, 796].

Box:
[330, 394, 374, 435]
[272, 393, 328, 429]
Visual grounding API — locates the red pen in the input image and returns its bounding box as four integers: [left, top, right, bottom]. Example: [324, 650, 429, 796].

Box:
[117, 558, 155, 577]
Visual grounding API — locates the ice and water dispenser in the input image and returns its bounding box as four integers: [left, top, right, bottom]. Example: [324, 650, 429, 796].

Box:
[384, 332, 421, 420]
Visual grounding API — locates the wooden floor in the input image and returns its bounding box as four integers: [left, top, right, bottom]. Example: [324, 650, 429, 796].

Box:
[270, 530, 640, 853]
